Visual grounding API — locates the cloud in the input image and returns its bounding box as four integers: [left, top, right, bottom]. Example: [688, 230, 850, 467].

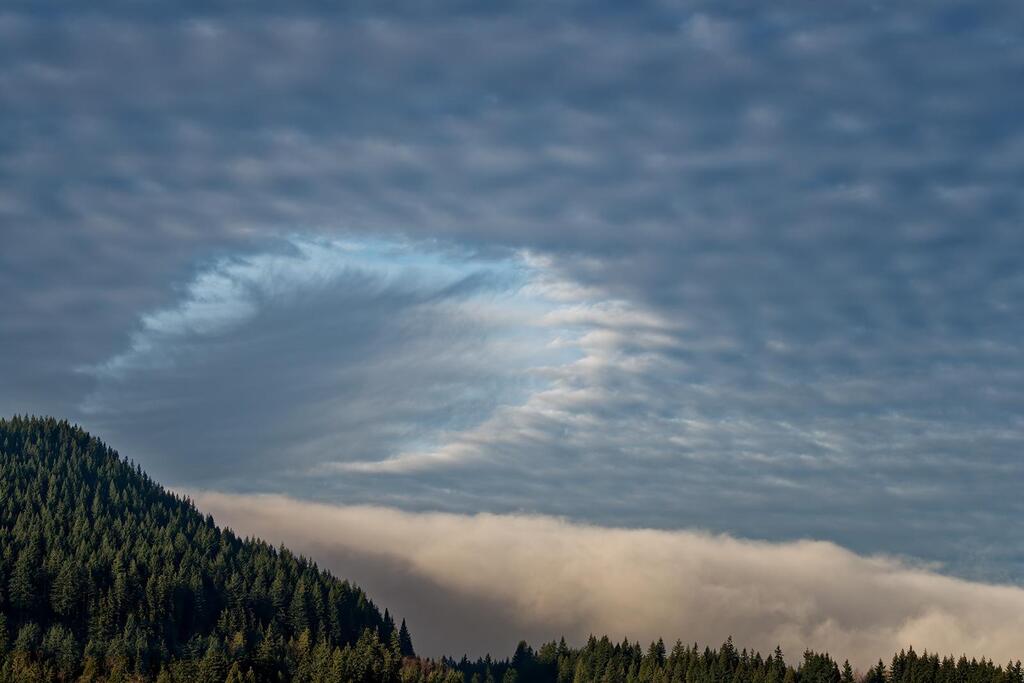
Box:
[2, 1, 1024, 583]
[683, 13, 736, 53]
[80, 236, 529, 379]
[76, 236, 623, 485]
[331, 287, 687, 475]
[39, 228, 1024, 586]
[192, 491, 1024, 666]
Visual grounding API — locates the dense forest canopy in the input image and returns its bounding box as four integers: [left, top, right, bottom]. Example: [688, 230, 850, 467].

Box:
[0, 416, 442, 682]
[1, 417, 1020, 683]
[447, 637, 1022, 683]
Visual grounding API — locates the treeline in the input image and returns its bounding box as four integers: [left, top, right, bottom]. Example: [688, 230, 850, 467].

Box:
[0, 416, 459, 682]
[448, 637, 1024, 683]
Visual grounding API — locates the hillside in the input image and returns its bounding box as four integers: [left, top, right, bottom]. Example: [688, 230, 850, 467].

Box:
[0, 416, 455, 682]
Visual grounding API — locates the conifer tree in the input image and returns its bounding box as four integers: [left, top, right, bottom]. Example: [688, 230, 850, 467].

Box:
[399, 618, 415, 657]
[842, 660, 855, 683]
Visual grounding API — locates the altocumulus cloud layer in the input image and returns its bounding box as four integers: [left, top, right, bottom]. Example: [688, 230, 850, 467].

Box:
[2, 0, 1024, 629]
[193, 492, 1024, 665]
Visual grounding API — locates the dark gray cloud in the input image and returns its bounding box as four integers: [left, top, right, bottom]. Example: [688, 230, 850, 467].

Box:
[2, 1, 1024, 585]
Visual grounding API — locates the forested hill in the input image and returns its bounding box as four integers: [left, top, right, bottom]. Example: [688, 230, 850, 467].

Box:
[0, 416, 457, 682]
[3, 417, 1022, 683]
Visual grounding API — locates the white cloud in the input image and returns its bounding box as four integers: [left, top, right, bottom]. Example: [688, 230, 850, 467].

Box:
[80, 236, 552, 382]
[77, 236, 683, 484]
[192, 491, 1024, 666]
[683, 13, 735, 53]
[83, 237, 363, 379]
[335, 293, 685, 474]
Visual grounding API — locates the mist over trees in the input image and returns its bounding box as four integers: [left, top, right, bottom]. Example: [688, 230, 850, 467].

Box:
[1, 417, 1020, 683]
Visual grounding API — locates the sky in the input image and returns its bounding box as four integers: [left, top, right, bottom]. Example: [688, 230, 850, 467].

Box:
[3, 0, 1024, 662]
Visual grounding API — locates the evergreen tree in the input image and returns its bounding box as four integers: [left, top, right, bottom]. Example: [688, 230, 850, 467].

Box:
[399, 618, 415, 658]
[842, 660, 855, 683]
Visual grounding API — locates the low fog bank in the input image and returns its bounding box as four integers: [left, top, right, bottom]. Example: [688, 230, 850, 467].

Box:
[192, 492, 1024, 666]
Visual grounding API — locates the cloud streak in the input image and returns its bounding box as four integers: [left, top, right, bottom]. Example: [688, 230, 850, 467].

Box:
[81, 236, 530, 380]
[192, 491, 1024, 667]
[76, 236, 631, 485]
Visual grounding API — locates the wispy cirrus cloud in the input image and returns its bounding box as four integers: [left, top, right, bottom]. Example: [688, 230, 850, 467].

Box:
[82, 237, 531, 380]
[78, 236, 643, 486]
